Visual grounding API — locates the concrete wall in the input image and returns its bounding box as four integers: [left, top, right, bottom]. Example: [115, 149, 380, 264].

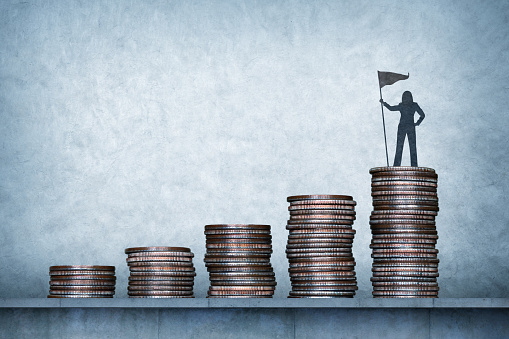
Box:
[1, 0, 508, 299]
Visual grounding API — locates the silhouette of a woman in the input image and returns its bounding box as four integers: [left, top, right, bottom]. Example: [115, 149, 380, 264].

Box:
[380, 91, 425, 167]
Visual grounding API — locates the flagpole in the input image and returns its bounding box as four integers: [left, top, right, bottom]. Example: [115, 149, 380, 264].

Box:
[379, 86, 390, 167]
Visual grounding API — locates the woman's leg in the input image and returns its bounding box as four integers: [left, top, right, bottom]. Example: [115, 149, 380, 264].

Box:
[408, 127, 417, 166]
[393, 126, 406, 166]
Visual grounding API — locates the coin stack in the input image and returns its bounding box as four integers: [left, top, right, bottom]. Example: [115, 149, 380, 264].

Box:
[125, 247, 196, 298]
[286, 195, 358, 298]
[48, 265, 116, 298]
[369, 166, 439, 298]
[204, 224, 277, 298]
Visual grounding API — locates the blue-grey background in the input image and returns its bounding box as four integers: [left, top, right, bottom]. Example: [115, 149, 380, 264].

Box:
[0, 0, 508, 299]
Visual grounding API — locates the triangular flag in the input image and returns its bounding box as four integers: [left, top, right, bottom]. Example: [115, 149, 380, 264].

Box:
[378, 71, 409, 88]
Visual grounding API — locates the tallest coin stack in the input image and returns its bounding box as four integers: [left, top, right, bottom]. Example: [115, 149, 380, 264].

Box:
[369, 166, 439, 298]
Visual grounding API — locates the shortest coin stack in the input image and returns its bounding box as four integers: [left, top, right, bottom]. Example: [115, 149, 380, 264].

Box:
[48, 265, 116, 298]
[204, 224, 277, 298]
[125, 247, 196, 298]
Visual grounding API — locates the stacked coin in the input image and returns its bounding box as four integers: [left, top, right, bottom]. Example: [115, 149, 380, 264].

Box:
[48, 265, 116, 298]
[286, 195, 358, 298]
[204, 224, 276, 298]
[369, 166, 439, 298]
[125, 247, 196, 298]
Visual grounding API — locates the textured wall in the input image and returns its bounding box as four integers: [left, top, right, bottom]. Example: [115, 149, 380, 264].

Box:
[0, 0, 508, 298]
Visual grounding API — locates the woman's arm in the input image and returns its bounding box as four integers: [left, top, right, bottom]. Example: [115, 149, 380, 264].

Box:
[379, 100, 400, 111]
[414, 103, 425, 126]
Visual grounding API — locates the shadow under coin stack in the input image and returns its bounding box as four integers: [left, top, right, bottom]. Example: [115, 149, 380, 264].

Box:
[369, 166, 439, 298]
[286, 195, 358, 298]
[125, 247, 196, 298]
[204, 224, 276, 298]
[48, 265, 116, 298]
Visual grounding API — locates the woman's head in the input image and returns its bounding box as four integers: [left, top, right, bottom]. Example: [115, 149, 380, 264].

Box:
[402, 91, 413, 104]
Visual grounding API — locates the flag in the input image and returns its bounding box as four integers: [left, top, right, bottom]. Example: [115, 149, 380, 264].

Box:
[378, 71, 409, 88]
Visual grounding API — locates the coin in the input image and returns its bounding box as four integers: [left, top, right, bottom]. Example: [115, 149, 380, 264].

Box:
[371, 276, 437, 282]
[47, 294, 114, 298]
[205, 238, 272, 243]
[287, 195, 354, 202]
[205, 224, 271, 230]
[128, 291, 194, 297]
[210, 281, 277, 287]
[372, 195, 438, 202]
[288, 237, 353, 243]
[288, 236, 354, 242]
[204, 229, 272, 235]
[371, 176, 437, 183]
[49, 275, 116, 280]
[208, 290, 274, 296]
[127, 262, 195, 268]
[370, 221, 436, 227]
[370, 212, 436, 218]
[371, 272, 439, 278]
[373, 241, 439, 248]
[288, 291, 355, 297]
[50, 280, 116, 286]
[287, 243, 353, 250]
[286, 246, 352, 253]
[371, 229, 438, 235]
[129, 278, 195, 283]
[372, 258, 439, 265]
[209, 276, 276, 282]
[50, 285, 115, 291]
[125, 247, 191, 254]
[129, 271, 197, 277]
[370, 243, 436, 249]
[205, 251, 273, 257]
[372, 233, 438, 239]
[369, 166, 436, 174]
[209, 272, 275, 278]
[288, 228, 356, 235]
[205, 263, 273, 269]
[128, 275, 195, 281]
[371, 254, 438, 260]
[372, 281, 438, 287]
[289, 200, 357, 206]
[49, 290, 115, 296]
[372, 248, 439, 253]
[127, 252, 194, 258]
[129, 266, 196, 272]
[207, 295, 273, 298]
[205, 234, 272, 239]
[372, 205, 439, 211]
[291, 281, 357, 287]
[372, 200, 439, 207]
[289, 210, 356, 217]
[204, 257, 271, 263]
[289, 204, 356, 211]
[370, 223, 436, 228]
[130, 295, 194, 298]
[372, 190, 437, 197]
[206, 269, 273, 275]
[289, 270, 356, 277]
[128, 285, 194, 291]
[49, 265, 115, 271]
[289, 214, 356, 220]
[287, 221, 354, 227]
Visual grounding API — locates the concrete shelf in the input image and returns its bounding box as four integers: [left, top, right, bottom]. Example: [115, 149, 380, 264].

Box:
[1, 297, 508, 309]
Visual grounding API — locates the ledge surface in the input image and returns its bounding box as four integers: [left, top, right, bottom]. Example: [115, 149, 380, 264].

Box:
[0, 298, 508, 309]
